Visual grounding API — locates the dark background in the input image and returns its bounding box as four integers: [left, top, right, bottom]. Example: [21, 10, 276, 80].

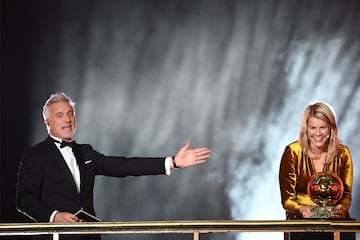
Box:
[2, 1, 360, 240]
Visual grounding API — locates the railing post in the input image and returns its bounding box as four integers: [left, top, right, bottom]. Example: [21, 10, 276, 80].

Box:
[333, 231, 340, 240]
[193, 230, 199, 240]
[52, 233, 59, 240]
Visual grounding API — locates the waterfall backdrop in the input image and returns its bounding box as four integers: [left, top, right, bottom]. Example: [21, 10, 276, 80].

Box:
[2, 0, 360, 240]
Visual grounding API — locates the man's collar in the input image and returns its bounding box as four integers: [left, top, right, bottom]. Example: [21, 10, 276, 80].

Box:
[50, 135, 75, 143]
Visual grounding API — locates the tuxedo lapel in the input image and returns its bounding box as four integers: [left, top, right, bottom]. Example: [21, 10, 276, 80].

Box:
[45, 137, 80, 194]
[72, 144, 86, 194]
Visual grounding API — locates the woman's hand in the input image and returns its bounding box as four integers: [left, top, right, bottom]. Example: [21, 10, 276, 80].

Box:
[299, 205, 313, 218]
[332, 204, 346, 219]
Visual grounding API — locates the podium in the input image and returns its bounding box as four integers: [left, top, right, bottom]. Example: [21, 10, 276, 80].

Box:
[284, 218, 356, 240]
[285, 232, 355, 240]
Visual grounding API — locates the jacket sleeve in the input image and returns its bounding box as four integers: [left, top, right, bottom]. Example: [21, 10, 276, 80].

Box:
[336, 146, 353, 211]
[16, 149, 54, 222]
[79, 144, 167, 177]
[279, 145, 301, 215]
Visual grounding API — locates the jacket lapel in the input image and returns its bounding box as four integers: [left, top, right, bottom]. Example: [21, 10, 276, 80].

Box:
[45, 137, 81, 194]
[72, 144, 86, 194]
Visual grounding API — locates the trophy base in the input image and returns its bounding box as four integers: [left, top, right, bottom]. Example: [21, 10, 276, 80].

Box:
[311, 206, 336, 218]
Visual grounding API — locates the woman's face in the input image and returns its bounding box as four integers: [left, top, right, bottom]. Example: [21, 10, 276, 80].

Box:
[307, 116, 330, 151]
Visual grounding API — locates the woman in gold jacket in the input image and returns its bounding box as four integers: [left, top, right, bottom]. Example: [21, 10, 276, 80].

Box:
[279, 102, 353, 219]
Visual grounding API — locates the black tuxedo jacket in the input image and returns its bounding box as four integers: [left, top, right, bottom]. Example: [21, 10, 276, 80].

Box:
[16, 136, 166, 222]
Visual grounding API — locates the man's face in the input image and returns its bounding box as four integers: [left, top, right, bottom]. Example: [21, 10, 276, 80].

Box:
[45, 102, 77, 141]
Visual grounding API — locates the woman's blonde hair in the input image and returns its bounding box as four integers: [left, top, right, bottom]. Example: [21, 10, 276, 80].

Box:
[299, 102, 341, 162]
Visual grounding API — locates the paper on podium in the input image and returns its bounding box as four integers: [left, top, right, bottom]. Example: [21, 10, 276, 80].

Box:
[74, 209, 101, 222]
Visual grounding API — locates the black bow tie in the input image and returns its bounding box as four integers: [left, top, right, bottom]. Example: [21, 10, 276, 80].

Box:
[60, 141, 76, 148]
[52, 138, 76, 148]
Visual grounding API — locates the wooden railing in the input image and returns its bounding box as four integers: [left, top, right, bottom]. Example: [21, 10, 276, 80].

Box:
[0, 220, 359, 240]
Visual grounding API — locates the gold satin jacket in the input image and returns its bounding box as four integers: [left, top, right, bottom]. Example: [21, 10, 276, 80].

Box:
[279, 141, 353, 218]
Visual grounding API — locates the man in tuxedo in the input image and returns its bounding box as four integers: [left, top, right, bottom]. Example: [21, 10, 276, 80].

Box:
[16, 93, 211, 240]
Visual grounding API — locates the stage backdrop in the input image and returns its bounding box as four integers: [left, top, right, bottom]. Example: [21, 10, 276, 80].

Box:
[2, 1, 360, 240]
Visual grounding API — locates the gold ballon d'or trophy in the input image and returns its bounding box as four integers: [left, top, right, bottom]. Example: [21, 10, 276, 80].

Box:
[307, 172, 344, 218]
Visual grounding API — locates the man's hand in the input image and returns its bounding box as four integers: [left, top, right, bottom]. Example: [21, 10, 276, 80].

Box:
[54, 212, 79, 222]
[172, 141, 211, 168]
